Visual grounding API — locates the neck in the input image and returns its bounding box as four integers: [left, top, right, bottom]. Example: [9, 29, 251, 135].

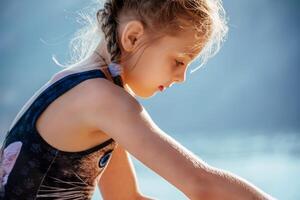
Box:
[94, 38, 111, 63]
[87, 39, 136, 98]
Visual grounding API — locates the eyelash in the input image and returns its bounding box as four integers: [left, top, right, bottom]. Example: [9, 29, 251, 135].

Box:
[175, 60, 185, 67]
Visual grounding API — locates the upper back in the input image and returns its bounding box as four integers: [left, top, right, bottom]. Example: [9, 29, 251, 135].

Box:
[6, 65, 133, 152]
[0, 65, 131, 199]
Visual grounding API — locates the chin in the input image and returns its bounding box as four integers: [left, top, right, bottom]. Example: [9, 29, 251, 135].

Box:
[136, 91, 155, 99]
[134, 88, 157, 99]
[125, 84, 157, 99]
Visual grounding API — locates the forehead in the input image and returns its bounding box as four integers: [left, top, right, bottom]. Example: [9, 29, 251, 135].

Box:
[157, 33, 202, 60]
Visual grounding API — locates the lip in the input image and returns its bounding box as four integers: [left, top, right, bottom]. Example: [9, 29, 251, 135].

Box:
[158, 85, 165, 91]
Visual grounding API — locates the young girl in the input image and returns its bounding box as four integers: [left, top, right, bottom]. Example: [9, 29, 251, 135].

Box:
[0, 0, 275, 199]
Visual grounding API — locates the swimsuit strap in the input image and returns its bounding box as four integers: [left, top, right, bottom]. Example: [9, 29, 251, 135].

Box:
[27, 69, 108, 134]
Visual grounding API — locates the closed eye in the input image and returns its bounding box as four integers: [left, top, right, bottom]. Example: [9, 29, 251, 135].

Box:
[175, 60, 185, 67]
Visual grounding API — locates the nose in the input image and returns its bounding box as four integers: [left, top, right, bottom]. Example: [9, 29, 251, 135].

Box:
[173, 69, 186, 84]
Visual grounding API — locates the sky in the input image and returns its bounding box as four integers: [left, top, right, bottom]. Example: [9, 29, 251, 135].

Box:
[0, 0, 299, 136]
[0, 1, 299, 199]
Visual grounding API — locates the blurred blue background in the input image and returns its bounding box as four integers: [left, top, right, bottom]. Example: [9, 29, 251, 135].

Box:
[0, 1, 299, 199]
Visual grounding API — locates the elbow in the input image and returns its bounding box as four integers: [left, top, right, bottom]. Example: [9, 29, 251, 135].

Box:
[189, 167, 276, 200]
[188, 165, 237, 200]
[187, 167, 216, 200]
[189, 181, 218, 200]
[188, 183, 210, 200]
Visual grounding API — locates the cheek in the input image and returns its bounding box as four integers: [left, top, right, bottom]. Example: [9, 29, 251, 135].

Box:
[124, 57, 152, 89]
[125, 44, 170, 90]
[135, 63, 155, 86]
[133, 52, 160, 81]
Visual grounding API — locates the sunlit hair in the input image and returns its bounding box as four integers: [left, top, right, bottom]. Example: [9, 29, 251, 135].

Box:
[55, 0, 228, 74]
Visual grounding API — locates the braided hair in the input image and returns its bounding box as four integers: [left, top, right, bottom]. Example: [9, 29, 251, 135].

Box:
[90, 0, 228, 84]
[96, 1, 124, 88]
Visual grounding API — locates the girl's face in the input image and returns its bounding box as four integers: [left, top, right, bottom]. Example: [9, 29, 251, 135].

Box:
[121, 31, 200, 98]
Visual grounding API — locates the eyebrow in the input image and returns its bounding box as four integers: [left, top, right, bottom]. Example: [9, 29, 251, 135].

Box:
[187, 54, 194, 60]
[178, 53, 196, 61]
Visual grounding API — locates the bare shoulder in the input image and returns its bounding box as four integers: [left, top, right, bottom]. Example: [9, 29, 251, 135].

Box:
[85, 77, 205, 199]
[48, 67, 141, 128]
[81, 77, 140, 109]
[78, 77, 142, 129]
[80, 76, 208, 199]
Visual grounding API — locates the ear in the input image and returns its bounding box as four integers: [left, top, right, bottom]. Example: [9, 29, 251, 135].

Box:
[119, 20, 144, 52]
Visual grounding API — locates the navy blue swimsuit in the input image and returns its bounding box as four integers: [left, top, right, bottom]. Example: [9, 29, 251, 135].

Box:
[0, 69, 116, 200]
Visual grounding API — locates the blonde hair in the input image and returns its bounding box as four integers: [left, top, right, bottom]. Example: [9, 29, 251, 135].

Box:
[56, 0, 228, 74]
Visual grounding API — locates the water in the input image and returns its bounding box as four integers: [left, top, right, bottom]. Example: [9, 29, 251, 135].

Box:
[92, 132, 300, 200]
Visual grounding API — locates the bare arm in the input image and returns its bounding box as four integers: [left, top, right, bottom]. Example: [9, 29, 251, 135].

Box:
[195, 166, 276, 200]
[85, 79, 275, 199]
[98, 143, 155, 200]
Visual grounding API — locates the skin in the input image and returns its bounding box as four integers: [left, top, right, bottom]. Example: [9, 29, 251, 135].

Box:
[94, 20, 200, 98]
[33, 14, 275, 200]
[92, 17, 274, 199]
[120, 29, 197, 98]
[95, 19, 202, 200]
